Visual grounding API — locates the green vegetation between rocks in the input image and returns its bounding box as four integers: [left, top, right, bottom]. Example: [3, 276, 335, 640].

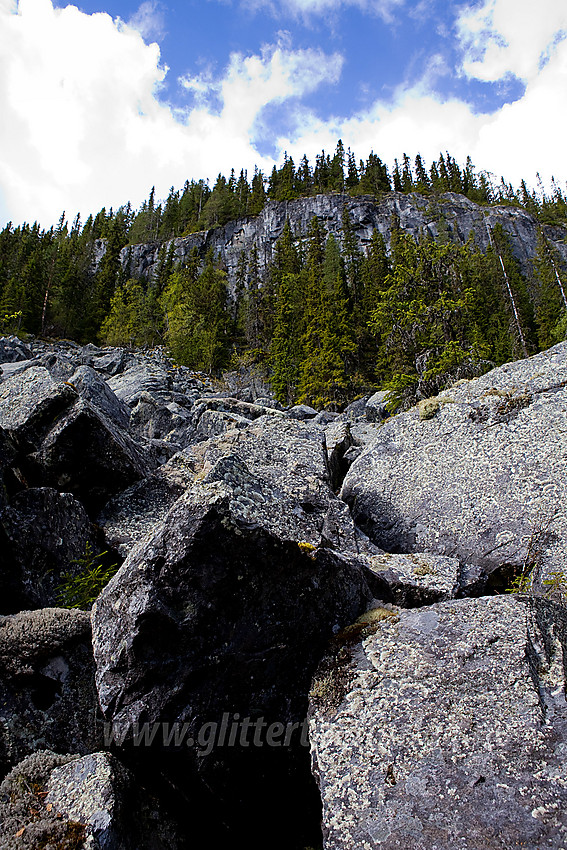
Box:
[56, 543, 118, 610]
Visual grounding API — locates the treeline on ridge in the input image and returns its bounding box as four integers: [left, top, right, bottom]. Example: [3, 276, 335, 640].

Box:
[1, 142, 567, 409]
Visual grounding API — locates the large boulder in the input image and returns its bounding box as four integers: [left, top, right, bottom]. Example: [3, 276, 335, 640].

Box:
[68, 364, 131, 430]
[1, 487, 99, 611]
[98, 451, 196, 557]
[107, 360, 174, 407]
[0, 750, 182, 849]
[0, 336, 32, 364]
[341, 342, 567, 586]
[182, 415, 374, 554]
[92, 487, 373, 736]
[92, 480, 373, 849]
[0, 608, 102, 775]
[37, 399, 147, 514]
[0, 366, 77, 449]
[309, 595, 567, 850]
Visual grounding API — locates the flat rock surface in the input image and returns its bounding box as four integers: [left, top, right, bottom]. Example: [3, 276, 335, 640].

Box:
[341, 342, 567, 583]
[309, 595, 567, 850]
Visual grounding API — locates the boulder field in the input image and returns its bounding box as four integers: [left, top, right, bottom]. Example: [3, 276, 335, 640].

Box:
[0, 334, 566, 849]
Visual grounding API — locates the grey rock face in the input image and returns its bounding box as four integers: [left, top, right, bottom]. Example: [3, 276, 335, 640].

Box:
[68, 364, 131, 430]
[37, 399, 147, 514]
[309, 595, 567, 850]
[92, 489, 373, 737]
[341, 342, 567, 582]
[2, 487, 96, 610]
[117, 192, 567, 291]
[0, 609, 101, 773]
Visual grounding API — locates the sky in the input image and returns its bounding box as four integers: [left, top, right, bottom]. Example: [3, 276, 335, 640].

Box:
[1, 0, 567, 228]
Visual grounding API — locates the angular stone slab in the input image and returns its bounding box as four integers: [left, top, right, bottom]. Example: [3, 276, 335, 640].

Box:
[309, 595, 567, 850]
[341, 342, 567, 583]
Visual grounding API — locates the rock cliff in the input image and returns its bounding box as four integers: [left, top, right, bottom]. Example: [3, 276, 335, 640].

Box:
[117, 192, 567, 288]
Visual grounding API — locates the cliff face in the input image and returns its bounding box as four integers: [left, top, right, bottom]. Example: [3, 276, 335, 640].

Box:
[118, 191, 567, 289]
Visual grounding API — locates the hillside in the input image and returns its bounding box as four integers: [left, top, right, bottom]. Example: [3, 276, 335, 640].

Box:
[2, 147, 567, 411]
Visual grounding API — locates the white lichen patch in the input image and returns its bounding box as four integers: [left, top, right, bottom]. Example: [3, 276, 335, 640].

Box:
[309, 596, 567, 849]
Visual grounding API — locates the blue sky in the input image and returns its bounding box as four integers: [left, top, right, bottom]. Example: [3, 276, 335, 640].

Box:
[1, 0, 567, 227]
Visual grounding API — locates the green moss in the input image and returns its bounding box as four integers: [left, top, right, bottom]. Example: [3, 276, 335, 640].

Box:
[310, 608, 398, 715]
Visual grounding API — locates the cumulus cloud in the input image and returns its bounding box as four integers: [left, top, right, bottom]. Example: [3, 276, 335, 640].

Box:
[0, 0, 342, 225]
[457, 0, 567, 83]
[2, 0, 567, 229]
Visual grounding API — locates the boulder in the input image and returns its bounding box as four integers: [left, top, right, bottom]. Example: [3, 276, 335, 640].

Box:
[0, 609, 102, 774]
[98, 451, 196, 557]
[309, 595, 567, 850]
[36, 350, 76, 381]
[68, 364, 131, 430]
[190, 397, 283, 442]
[0, 336, 32, 364]
[287, 403, 318, 420]
[91, 347, 133, 376]
[92, 487, 373, 737]
[182, 415, 367, 553]
[46, 752, 183, 849]
[2, 487, 98, 611]
[341, 342, 567, 586]
[365, 390, 390, 422]
[0, 366, 77, 449]
[129, 392, 192, 444]
[361, 551, 465, 606]
[107, 360, 174, 407]
[0, 750, 182, 849]
[37, 399, 147, 514]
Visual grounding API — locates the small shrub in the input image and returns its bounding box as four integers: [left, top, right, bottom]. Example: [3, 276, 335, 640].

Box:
[56, 543, 118, 610]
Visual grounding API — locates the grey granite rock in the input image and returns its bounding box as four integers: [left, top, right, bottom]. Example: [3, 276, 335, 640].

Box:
[0, 749, 182, 849]
[2, 487, 97, 610]
[341, 342, 567, 585]
[0, 609, 101, 772]
[68, 365, 131, 430]
[46, 751, 183, 849]
[0, 366, 77, 448]
[0, 336, 32, 364]
[92, 487, 373, 738]
[309, 595, 567, 850]
[98, 450, 196, 557]
[37, 399, 147, 514]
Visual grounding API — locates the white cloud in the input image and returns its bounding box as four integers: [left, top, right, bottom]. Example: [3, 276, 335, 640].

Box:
[2, 0, 567, 230]
[239, 0, 404, 24]
[457, 0, 567, 83]
[127, 1, 166, 43]
[0, 0, 342, 226]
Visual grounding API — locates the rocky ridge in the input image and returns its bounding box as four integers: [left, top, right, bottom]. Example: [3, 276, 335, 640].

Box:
[117, 191, 567, 289]
[0, 334, 566, 848]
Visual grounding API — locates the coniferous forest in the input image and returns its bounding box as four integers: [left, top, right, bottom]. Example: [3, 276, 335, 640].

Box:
[1, 141, 567, 409]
